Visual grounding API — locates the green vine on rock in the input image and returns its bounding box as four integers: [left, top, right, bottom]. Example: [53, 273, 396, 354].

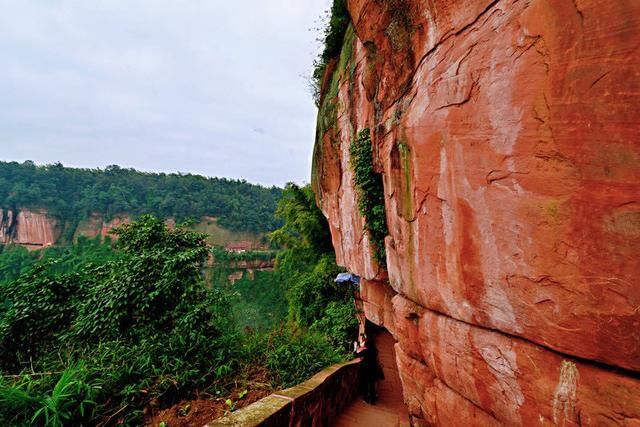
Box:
[349, 129, 388, 265]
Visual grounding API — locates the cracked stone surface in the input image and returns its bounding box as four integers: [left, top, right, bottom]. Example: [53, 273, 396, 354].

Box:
[313, 0, 640, 424]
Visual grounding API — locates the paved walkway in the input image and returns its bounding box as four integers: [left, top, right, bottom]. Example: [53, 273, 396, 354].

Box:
[335, 331, 410, 427]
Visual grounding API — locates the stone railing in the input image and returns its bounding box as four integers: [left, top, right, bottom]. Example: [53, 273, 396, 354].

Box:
[205, 359, 361, 427]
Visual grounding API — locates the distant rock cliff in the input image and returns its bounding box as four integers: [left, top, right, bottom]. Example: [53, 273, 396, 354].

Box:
[0, 209, 264, 250]
[0, 209, 60, 249]
[0, 209, 136, 249]
[313, 0, 640, 425]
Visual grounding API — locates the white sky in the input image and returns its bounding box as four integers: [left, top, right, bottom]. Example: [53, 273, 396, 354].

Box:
[0, 0, 330, 187]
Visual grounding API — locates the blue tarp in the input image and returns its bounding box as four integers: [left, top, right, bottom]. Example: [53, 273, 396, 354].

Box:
[335, 272, 360, 285]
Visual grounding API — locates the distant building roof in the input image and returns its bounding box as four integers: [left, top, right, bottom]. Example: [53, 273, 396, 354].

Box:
[226, 241, 253, 251]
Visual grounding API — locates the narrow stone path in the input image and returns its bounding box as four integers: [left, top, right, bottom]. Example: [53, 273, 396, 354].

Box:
[335, 330, 410, 427]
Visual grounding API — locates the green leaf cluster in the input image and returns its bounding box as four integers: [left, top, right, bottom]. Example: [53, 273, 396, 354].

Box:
[0, 237, 114, 286]
[229, 270, 288, 332]
[270, 183, 333, 253]
[349, 129, 389, 264]
[0, 363, 101, 427]
[212, 247, 277, 263]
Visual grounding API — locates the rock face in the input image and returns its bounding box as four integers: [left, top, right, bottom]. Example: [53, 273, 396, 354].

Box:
[0, 209, 60, 249]
[0, 210, 263, 249]
[313, 0, 640, 425]
[0, 209, 130, 249]
[74, 213, 134, 240]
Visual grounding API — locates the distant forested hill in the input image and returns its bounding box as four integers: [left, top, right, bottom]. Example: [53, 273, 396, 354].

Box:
[0, 161, 283, 233]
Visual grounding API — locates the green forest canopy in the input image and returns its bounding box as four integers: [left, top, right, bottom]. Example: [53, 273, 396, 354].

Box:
[0, 161, 282, 233]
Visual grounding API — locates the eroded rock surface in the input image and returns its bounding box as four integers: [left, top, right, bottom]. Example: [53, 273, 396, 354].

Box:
[0, 209, 60, 249]
[0, 209, 128, 249]
[313, 0, 640, 424]
[0, 210, 248, 249]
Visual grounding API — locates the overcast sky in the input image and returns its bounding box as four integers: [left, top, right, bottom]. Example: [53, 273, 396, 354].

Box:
[0, 1, 329, 187]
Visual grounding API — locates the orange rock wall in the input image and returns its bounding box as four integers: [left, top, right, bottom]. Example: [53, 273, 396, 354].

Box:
[0, 209, 132, 249]
[313, 0, 640, 425]
[74, 213, 134, 240]
[0, 209, 60, 249]
[1, 211, 193, 248]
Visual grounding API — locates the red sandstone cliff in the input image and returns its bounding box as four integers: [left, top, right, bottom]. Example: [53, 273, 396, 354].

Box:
[0, 209, 264, 250]
[0, 209, 133, 249]
[0, 209, 60, 249]
[313, 0, 640, 425]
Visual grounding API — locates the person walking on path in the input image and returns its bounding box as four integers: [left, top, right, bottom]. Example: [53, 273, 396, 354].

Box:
[354, 333, 383, 404]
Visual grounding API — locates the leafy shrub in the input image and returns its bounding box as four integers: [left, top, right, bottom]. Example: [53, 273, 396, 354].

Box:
[287, 255, 347, 327]
[0, 245, 38, 284]
[270, 183, 333, 253]
[0, 237, 114, 286]
[0, 216, 241, 425]
[349, 128, 389, 264]
[70, 216, 212, 342]
[231, 270, 288, 331]
[0, 262, 86, 367]
[260, 326, 341, 387]
[311, 301, 358, 352]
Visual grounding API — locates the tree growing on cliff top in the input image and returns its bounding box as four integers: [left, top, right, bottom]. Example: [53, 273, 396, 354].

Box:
[311, 0, 350, 106]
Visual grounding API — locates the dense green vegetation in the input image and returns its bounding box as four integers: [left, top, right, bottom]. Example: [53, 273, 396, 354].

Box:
[230, 270, 288, 332]
[272, 184, 357, 351]
[214, 183, 357, 350]
[311, 0, 350, 106]
[350, 129, 389, 264]
[0, 184, 356, 425]
[0, 218, 239, 425]
[0, 237, 115, 285]
[211, 246, 278, 264]
[0, 161, 282, 234]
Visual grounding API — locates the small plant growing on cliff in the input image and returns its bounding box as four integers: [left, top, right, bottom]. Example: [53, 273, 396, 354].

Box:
[349, 129, 388, 264]
[311, 0, 350, 106]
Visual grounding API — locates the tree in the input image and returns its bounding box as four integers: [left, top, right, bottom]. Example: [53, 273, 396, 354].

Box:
[270, 183, 333, 253]
[71, 215, 220, 342]
[269, 183, 357, 353]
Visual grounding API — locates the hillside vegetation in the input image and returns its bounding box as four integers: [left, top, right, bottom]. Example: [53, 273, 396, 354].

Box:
[0, 161, 282, 235]
[0, 184, 357, 426]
